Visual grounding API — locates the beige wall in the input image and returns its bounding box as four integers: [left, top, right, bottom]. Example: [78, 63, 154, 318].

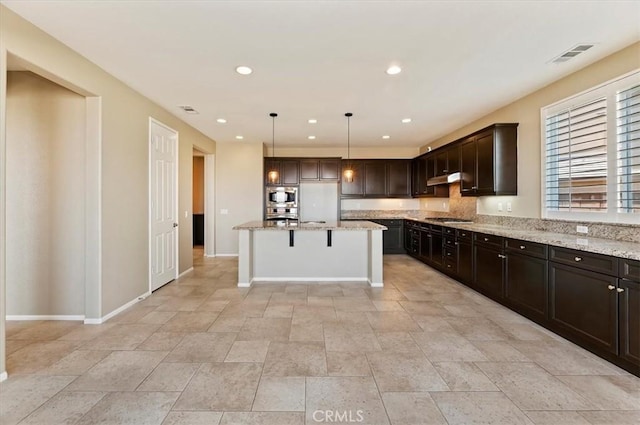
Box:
[420, 42, 640, 218]
[6, 71, 85, 316]
[193, 156, 205, 214]
[0, 5, 216, 376]
[215, 142, 264, 255]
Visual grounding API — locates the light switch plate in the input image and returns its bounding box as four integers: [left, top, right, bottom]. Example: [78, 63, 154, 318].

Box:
[506, 202, 512, 212]
[498, 202, 503, 211]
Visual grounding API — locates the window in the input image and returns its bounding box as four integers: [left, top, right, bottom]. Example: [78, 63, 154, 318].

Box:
[542, 71, 640, 224]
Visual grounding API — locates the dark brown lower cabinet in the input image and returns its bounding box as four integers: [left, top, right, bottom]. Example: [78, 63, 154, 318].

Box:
[457, 241, 473, 285]
[473, 244, 504, 301]
[619, 279, 640, 366]
[505, 252, 547, 323]
[430, 230, 444, 268]
[549, 262, 618, 355]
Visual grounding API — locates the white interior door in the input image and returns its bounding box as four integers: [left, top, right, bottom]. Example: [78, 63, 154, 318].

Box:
[149, 119, 178, 291]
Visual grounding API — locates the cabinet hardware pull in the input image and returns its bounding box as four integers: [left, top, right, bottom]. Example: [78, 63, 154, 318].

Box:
[520, 245, 525, 249]
[607, 285, 615, 290]
[484, 237, 489, 242]
[472, 186, 477, 190]
[455, 242, 459, 245]
[447, 264, 452, 268]
[498, 254, 506, 259]
[443, 169, 448, 173]
[574, 256, 582, 262]
[616, 288, 625, 293]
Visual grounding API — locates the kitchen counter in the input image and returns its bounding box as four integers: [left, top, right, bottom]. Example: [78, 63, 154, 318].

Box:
[405, 218, 640, 261]
[233, 220, 387, 231]
[233, 220, 385, 287]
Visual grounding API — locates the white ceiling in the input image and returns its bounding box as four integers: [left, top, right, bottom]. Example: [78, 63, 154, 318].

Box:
[3, 1, 639, 148]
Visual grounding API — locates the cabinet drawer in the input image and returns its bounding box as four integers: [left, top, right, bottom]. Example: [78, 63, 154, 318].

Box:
[474, 232, 503, 247]
[444, 246, 456, 259]
[456, 229, 472, 241]
[550, 247, 618, 276]
[619, 258, 640, 282]
[443, 237, 456, 248]
[444, 258, 457, 273]
[505, 238, 548, 259]
[443, 226, 456, 236]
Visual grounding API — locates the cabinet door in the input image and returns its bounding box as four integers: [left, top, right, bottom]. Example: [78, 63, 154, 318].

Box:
[281, 160, 300, 185]
[549, 263, 618, 355]
[435, 151, 448, 175]
[411, 158, 422, 196]
[460, 138, 476, 194]
[457, 241, 473, 285]
[340, 161, 364, 197]
[387, 160, 411, 197]
[619, 279, 640, 367]
[404, 226, 412, 251]
[474, 244, 504, 300]
[419, 228, 431, 261]
[383, 225, 404, 254]
[299, 159, 319, 181]
[364, 161, 387, 197]
[505, 252, 548, 322]
[320, 159, 340, 181]
[431, 230, 444, 267]
[265, 159, 282, 185]
[447, 145, 460, 173]
[475, 131, 495, 194]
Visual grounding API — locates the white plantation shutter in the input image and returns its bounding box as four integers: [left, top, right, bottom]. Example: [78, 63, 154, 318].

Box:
[617, 84, 640, 213]
[545, 98, 608, 212]
[543, 71, 640, 223]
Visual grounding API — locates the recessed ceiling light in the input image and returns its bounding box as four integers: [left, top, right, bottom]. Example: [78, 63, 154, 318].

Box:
[308, 136, 316, 140]
[235, 66, 253, 75]
[386, 65, 402, 75]
[235, 135, 244, 140]
[401, 118, 412, 123]
[308, 119, 317, 124]
[382, 135, 390, 139]
[216, 118, 227, 123]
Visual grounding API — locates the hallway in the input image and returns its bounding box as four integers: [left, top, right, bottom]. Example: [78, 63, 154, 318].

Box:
[1, 254, 638, 425]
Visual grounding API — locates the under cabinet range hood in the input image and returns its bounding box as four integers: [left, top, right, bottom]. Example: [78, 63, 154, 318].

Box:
[427, 172, 461, 186]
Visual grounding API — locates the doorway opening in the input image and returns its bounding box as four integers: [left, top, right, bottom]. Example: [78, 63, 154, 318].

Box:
[192, 148, 205, 261]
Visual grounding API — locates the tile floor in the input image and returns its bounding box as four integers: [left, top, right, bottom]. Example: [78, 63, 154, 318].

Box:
[1, 251, 639, 425]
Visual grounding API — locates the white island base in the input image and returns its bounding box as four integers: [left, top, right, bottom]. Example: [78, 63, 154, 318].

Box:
[233, 221, 386, 287]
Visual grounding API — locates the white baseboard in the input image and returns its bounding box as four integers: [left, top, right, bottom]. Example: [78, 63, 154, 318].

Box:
[204, 254, 216, 258]
[252, 277, 369, 282]
[216, 253, 239, 257]
[0, 371, 7, 382]
[369, 281, 384, 288]
[237, 282, 252, 287]
[6, 315, 84, 321]
[83, 291, 150, 325]
[178, 267, 194, 278]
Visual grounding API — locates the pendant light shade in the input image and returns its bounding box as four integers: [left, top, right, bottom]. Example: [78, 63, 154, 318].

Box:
[343, 112, 354, 183]
[268, 112, 279, 184]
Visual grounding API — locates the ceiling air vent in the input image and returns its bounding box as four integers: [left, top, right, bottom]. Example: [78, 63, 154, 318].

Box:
[551, 44, 595, 64]
[178, 105, 199, 114]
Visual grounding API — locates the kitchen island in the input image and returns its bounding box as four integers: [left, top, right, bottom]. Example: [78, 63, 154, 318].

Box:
[232, 220, 387, 287]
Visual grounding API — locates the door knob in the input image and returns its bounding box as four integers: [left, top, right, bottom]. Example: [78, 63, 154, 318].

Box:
[173, 223, 179, 228]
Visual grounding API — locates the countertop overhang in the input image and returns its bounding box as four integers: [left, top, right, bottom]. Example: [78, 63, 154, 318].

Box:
[233, 220, 387, 231]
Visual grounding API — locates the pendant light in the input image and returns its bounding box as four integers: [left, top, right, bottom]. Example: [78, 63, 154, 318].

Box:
[343, 112, 354, 183]
[267, 112, 279, 184]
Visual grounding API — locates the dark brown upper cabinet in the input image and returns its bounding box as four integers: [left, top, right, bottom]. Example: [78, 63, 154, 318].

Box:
[387, 160, 412, 198]
[341, 159, 412, 198]
[459, 124, 518, 196]
[435, 145, 461, 176]
[264, 158, 300, 186]
[411, 154, 448, 198]
[299, 158, 341, 182]
[340, 160, 365, 197]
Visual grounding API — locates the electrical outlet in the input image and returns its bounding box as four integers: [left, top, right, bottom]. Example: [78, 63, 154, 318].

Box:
[498, 202, 503, 212]
[577, 225, 588, 234]
[506, 202, 512, 212]
[184, 211, 188, 218]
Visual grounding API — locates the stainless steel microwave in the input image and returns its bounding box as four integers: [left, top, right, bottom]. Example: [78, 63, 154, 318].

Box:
[266, 186, 298, 207]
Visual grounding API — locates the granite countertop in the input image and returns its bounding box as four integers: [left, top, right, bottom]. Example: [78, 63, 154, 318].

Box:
[233, 220, 387, 231]
[403, 218, 640, 261]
